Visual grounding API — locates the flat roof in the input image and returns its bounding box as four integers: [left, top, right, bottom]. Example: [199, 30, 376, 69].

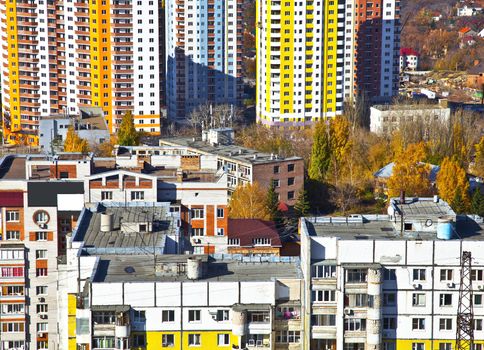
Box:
[160, 137, 302, 165]
[394, 197, 454, 218]
[92, 255, 301, 283]
[304, 216, 484, 241]
[371, 104, 448, 111]
[75, 204, 179, 253]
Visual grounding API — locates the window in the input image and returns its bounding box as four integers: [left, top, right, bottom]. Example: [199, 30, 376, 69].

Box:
[216, 310, 229, 321]
[250, 312, 270, 323]
[474, 319, 483, 331]
[6, 211, 20, 222]
[37, 322, 48, 332]
[191, 208, 204, 219]
[188, 334, 201, 346]
[440, 269, 453, 281]
[439, 294, 452, 307]
[384, 268, 396, 281]
[253, 238, 271, 246]
[133, 310, 145, 323]
[1, 267, 24, 277]
[0, 250, 24, 260]
[228, 238, 240, 246]
[439, 344, 452, 350]
[383, 317, 396, 330]
[93, 312, 116, 324]
[312, 290, 336, 302]
[36, 268, 48, 277]
[131, 191, 144, 200]
[288, 191, 295, 200]
[273, 166, 280, 174]
[311, 314, 336, 326]
[472, 270, 483, 281]
[1, 322, 24, 332]
[191, 228, 204, 237]
[345, 294, 373, 308]
[276, 330, 300, 343]
[346, 269, 367, 283]
[412, 318, 425, 330]
[162, 334, 175, 347]
[37, 304, 48, 313]
[288, 177, 295, 186]
[162, 310, 175, 322]
[288, 164, 295, 172]
[412, 293, 426, 307]
[133, 334, 146, 347]
[312, 265, 336, 278]
[344, 318, 367, 331]
[34, 211, 49, 224]
[188, 310, 201, 322]
[439, 318, 452, 330]
[38, 341, 48, 349]
[216, 228, 224, 236]
[474, 345, 483, 350]
[36, 286, 47, 295]
[36, 232, 47, 241]
[36, 250, 47, 259]
[6, 231, 20, 240]
[383, 293, 396, 306]
[475, 294, 483, 307]
[217, 208, 224, 218]
[60, 171, 69, 179]
[413, 269, 426, 281]
[101, 191, 112, 200]
[413, 343, 425, 350]
[218, 334, 230, 346]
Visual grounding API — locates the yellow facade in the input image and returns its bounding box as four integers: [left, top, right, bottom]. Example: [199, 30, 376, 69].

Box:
[132, 331, 239, 350]
[280, 1, 294, 115]
[322, 0, 338, 116]
[68, 293, 77, 350]
[90, 0, 113, 132]
[5, 0, 21, 134]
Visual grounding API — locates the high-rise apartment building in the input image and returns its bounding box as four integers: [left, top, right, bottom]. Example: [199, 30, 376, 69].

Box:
[165, 0, 244, 121]
[0, 0, 163, 145]
[256, 0, 400, 127]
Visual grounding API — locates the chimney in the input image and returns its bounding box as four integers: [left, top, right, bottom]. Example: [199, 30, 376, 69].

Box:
[400, 190, 405, 205]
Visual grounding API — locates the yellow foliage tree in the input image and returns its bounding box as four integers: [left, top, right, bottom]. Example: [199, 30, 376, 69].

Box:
[436, 157, 470, 207]
[473, 136, 484, 178]
[330, 116, 352, 164]
[64, 126, 89, 153]
[228, 182, 270, 220]
[387, 142, 432, 198]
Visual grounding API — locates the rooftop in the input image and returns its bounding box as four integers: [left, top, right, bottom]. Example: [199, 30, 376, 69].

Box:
[92, 254, 301, 283]
[0, 156, 25, 179]
[228, 219, 282, 247]
[303, 215, 484, 241]
[391, 197, 454, 218]
[160, 137, 302, 165]
[371, 103, 448, 111]
[374, 162, 440, 182]
[74, 203, 180, 254]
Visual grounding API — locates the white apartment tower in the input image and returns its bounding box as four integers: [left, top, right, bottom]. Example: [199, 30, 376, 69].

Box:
[165, 0, 244, 121]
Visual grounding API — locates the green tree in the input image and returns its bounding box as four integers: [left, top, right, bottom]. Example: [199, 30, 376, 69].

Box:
[471, 189, 484, 217]
[309, 120, 331, 181]
[294, 189, 310, 217]
[117, 111, 140, 146]
[266, 180, 280, 221]
[64, 126, 89, 153]
[451, 188, 468, 214]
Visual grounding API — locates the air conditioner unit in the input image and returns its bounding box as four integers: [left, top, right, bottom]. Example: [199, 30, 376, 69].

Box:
[192, 238, 201, 244]
[38, 297, 45, 302]
[39, 223, 47, 229]
[478, 285, 484, 290]
[344, 308, 352, 315]
[412, 283, 421, 289]
[447, 282, 455, 288]
[40, 314, 48, 319]
[383, 331, 390, 338]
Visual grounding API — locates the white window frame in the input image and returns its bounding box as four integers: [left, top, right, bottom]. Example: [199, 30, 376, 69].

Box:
[188, 334, 201, 346]
[188, 310, 201, 323]
[5, 211, 20, 222]
[217, 334, 230, 346]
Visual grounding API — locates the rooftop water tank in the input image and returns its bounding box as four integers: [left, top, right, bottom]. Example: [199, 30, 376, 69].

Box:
[186, 257, 203, 280]
[436, 216, 454, 240]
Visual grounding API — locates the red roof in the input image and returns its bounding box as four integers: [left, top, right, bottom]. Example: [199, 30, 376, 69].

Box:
[228, 219, 282, 247]
[459, 27, 471, 34]
[400, 47, 420, 56]
[0, 192, 23, 207]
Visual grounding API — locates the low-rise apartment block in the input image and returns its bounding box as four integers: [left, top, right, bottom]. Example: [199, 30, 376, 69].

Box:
[159, 129, 304, 206]
[300, 196, 484, 350]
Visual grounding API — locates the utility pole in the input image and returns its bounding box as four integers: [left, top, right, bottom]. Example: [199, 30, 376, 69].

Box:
[456, 251, 474, 350]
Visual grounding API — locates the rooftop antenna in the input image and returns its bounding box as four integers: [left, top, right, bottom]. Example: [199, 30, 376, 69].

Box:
[456, 251, 474, 350]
